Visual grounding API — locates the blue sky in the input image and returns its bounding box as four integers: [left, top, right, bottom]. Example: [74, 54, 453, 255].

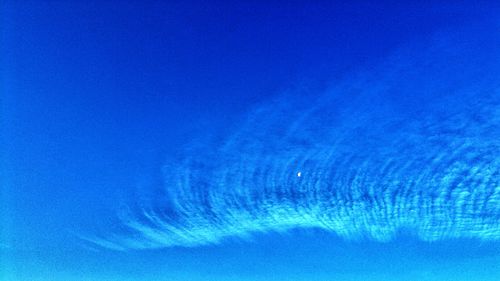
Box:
[2, 1, 500, 280]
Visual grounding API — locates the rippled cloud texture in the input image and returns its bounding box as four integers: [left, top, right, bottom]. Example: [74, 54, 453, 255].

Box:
[92, 25, 500, 250]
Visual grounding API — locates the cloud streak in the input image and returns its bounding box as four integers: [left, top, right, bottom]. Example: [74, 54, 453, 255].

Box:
[90, 25, 500, 249]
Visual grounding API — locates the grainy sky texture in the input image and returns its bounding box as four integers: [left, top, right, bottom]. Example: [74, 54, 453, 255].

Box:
[2, 1, 500, 280]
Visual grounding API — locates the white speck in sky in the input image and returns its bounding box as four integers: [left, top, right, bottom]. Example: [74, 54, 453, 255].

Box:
[297, 171, 301, 177]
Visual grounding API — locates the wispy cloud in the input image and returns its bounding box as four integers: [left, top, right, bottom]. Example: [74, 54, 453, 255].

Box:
[89, 23, 500, 249]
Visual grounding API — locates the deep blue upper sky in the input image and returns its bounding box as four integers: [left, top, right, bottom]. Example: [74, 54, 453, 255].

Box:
[2, 1, 500, 280]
